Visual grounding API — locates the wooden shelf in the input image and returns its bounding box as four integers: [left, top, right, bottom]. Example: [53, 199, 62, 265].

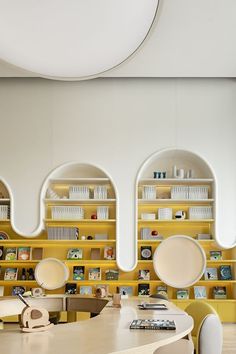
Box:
[139, 178, 214, 185]
[45, 219, 116, 223]
[138, 199, 214, 204]
[45, 199, 116, 204]
[0, 240, 116, 247]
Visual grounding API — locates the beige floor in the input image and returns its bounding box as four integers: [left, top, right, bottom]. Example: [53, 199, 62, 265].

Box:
[222, 324, 236, 354]
[1, 323, 236, 353]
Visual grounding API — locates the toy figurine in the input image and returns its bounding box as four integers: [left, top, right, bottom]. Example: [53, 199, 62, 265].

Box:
[27, 268, 35, 280]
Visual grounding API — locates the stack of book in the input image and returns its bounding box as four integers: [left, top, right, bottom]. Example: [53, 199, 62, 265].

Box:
[158, 208, 172, 220]
[0, 205, 9, 220]
[189, 206, 212, 219]
[94, 186, 108, 199]
[171, 186, 188, 200]
[97, 206, 109, 219]
[142, 185, 156, 200]
[69, 185, 90, 199]
[47, 226, 79, 240]
[51, 206, 84, 220]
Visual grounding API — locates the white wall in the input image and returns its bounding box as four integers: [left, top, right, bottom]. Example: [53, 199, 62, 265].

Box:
[0, 78, 235, 269]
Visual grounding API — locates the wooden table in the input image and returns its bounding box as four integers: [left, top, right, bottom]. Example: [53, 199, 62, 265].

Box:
[0, 298, 193, 354]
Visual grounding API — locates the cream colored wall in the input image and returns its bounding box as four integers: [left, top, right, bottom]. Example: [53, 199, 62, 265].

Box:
[0, 78, 235, 269]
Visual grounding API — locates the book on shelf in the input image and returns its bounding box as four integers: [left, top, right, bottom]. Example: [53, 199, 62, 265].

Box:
[69, 185, 90, 200]
[51, 206, 84, 220]
[89, 267, 101, 281]
[105, 269, 119, 280]
[94, 185, 108, 200]
[176, 289, 189, 300]
[209, 251, 222, 260]
[140, 246, 152, 260]
[4, 267, 18, 280]
[97, 206, 109, 220]
[138, 269, 150, 281]
[90, 248, 101, 260]
[65, 283, 77, 294]
[204, 267, 218, 280]
[5, 247, 17, 261]
[156, 285, 168, 298]
[80, 286, 92, 295]
[67, 248, 83, 260]
[196, 234, 212, 240]
[117, 286, 133, 298]
[194, 286, 207, 299]
[31, 248, 43, 260]
[94, 234, 108, 240]
[219, 265, 232, 280]
[73, 266, 85, 281]
[18, 247, 31, 261]
[0, 246, 3, 260]
[141, 213, 156, 220]
[138, 283, 150, 296]
[104, 246, 115, 260]
[0, 286, 4, 296]
[213, 286, 227, 299]
[12, 286, 26, 296]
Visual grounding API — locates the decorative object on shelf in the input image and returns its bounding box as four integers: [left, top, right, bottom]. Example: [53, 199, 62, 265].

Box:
[91, 214, 97, 219]
[97, 206, 109, 220]
[0, 205, 9, 219]
[47, 187, 60, 200]
[90, 248, 101, 260]
[4, 267, 18, 280]
[0, 246, 3, 260]
[18, 247, 31, 261]
[81, 235, 86, 240]
[67, 248, 83, 260]
[47, 226, 79, 240]
[189, 206, 212, 219]
[18, 294, 54, 333]
[117, 286, 133, 298]
[153, 235, 206, 288]
[142, 185, 156, 200]
[141, 213, 156, 220]
[89, 267, 101, 280]
[65, 283, 77, 294]
[186, 169, 194, 179]
[95, 284, 109, 297]
[87, 235, 93, 240]
[0, 231, 9, 240]
[73, 266, 85, 280]
[94, 185, 108, 200]
[153, 171, 166, 179]
[21, 268, 27, 281]
[95, 287, 106, 298]
[80, 286, 92, 295]
[156, 285, 168, 298]
[219, 265, 232, 280]
[194, 286, 207, 299]
[35, 258, 69, 290]
[176, 289, 189, 299]
[213, 286, 227, 299]
[51, 206, 84, 220]
[138, 283, 150, 296]
[105, 269, 119, 280]
[138, 269, 150, 280]
[69, 185, 90, 200]
[5, 247, 17, 261]
[204, 267, 218, 280]
[172, 166, 184, 179]
[174, 210, 186, 219]
[158, 208, 172, 220]
[140, 246, 152, 260]
[12, 286, 26, 296]
[27, 268, 35, 280]
[31, 287, 44, 297]
[197, 233, 212, 240]
[210, 251, 222, 260]
[95, 234, 108, 240]
[104, 246, 115, 260]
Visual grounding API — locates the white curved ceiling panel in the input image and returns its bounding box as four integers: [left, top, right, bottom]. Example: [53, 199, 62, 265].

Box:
[0, 0, 159, 78]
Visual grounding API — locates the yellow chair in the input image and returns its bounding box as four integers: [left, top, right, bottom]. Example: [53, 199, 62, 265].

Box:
[185, 301, 223, 354]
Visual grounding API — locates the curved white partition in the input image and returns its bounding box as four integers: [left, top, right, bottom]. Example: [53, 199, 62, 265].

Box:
[0, 0, 159, 79]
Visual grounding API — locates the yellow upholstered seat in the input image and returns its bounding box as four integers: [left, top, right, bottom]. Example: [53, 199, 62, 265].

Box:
[185, 301, 219, 354]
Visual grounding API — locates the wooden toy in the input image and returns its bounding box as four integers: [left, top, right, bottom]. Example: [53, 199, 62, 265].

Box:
[18, 294, 54, 332]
